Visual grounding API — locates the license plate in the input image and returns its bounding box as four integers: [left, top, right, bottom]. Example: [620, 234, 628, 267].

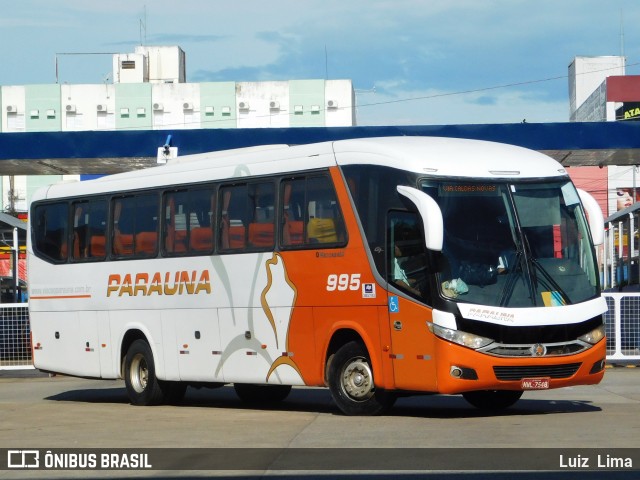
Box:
[521, 377, 550, 390]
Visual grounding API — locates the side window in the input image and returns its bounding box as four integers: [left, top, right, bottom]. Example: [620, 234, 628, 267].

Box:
[219, 184, 248, 251]
[248, 183, 275, 249]
[32, 202, 69, 263]
[163, 188, 215, 255]
[72, 199, 107, 261]
[306, 176, 346, 245]
[388, 211, 428, 300]
[219, 182, 275, 252]
[112, 193, 159, 258]
[281, 179, 305, 246]
[281, 175, 347, 248]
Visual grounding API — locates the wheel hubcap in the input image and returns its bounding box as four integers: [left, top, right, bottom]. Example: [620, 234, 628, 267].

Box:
[341, 358, 373, 400]
[130, 353, 148, 393]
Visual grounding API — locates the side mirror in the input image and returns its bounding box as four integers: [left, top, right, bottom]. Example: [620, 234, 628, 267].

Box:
[577, 189, 604, 246]
[397, 186, 443, 251]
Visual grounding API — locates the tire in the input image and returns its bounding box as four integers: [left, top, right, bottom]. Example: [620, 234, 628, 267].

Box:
[234, 383, 292, 404]
[160, 381, 188, 404]
[328, 341, 395, 416]
[462, 390, 523, 410]
[124, 339, 165, 406]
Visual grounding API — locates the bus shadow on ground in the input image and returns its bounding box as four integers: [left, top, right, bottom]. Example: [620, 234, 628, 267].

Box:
[44, 384, 602, 418]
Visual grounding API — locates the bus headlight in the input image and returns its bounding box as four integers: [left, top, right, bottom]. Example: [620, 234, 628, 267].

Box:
[428, 323, 494, 350]
[578, 325, 606, 345]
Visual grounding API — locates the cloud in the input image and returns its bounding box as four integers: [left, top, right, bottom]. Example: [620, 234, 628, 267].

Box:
[355, 87, 567, 126]
[473, 96, 498, 106]
[105, 33, 227, 47]
[4, 0, 640, 125]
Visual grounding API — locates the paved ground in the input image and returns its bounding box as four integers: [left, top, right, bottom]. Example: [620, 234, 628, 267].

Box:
[0, 367, 638, 479]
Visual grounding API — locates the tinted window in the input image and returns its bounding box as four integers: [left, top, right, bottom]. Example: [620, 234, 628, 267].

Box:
[281, 175, 346, 248]
[219, 182, 275, 251]
[72, 199, 107, 260]
[163, 188, 215, 255]
[33, 202, 69, 263]
[112, 194, 159, 258]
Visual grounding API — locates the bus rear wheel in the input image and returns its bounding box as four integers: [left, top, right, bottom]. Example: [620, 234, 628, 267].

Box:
[234, 384, 292, 404]
[328, 341, 395, 416]
[462, 390, 523, 410]
[124, 339, 165, 406]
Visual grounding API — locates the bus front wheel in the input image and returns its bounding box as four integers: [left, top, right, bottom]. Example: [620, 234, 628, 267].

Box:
[124, 339, 165, 406]
[328, 341, 395, 416]
[462, 390, 523, 410]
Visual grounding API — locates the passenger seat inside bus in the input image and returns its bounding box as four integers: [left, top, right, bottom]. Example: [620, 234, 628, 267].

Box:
[136, 232, 157, 255]
[248, 223, 274, 248]
[113, 233, 134, 255]
[226, 223, 246, 249]
[189, 227, 213, 251]
[283, 220, 303, 245]
[172, 230, 188, 253]
[307, 217, 337, 243]
[89, 235, 105, 257]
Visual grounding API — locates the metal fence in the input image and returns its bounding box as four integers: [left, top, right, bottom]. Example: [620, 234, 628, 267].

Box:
[0, 297, 637, 371]
[603, 292, 640, 363]
[0, 303, 32, 370]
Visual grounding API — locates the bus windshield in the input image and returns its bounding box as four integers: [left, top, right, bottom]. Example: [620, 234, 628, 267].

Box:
[420, 180, 599, 308]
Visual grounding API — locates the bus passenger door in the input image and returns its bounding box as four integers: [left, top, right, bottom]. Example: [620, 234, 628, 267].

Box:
[387, 211, 438, 392]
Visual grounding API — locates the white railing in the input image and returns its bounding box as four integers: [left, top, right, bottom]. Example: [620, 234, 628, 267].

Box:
[0, 303, 32, 370]
[603, 292, 640, 363]
[0, 298, 636, 371]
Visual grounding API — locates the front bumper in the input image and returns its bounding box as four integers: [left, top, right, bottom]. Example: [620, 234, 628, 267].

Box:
[434, 336, 606, 394]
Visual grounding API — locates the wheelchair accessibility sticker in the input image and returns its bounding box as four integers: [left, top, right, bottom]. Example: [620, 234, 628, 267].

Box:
[388, 296, 399, 313]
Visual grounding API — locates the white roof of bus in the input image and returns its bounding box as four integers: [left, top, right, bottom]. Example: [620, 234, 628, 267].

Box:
[33, 136, 566, 201]
[332, 136, 565, 178]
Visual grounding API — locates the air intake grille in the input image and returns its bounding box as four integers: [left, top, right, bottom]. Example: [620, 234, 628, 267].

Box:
[493, 363, 581, 381]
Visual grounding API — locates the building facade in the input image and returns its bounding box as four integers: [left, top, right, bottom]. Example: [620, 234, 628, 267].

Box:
[0, 46, 356, 212]
[569, 55, 640, 216]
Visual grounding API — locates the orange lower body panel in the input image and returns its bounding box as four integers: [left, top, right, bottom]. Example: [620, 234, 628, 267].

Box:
[433, 338, 606, 395]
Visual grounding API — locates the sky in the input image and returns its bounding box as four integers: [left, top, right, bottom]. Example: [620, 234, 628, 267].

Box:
[2, 0, 640, 126]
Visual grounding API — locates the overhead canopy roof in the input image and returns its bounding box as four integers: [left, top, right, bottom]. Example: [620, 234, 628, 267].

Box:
[0, 121, 639, 175]
[0, 212, 26, 231]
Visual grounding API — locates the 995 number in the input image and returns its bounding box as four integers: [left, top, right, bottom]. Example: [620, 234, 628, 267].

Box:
[326, 273, 361, 291]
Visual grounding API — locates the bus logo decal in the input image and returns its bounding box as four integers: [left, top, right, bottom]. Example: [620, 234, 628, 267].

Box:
[106, 270, 212, 297]
[362, 283, 376, 298]
[530, 344, 547, 357]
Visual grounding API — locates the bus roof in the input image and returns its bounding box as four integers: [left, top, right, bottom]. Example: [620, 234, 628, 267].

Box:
[332, 136, 566, 179]
[32, 137, 567, 201]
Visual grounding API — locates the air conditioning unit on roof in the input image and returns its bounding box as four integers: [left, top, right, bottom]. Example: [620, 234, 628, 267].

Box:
[269, 101, 280, 110]
[96, 104, 107, 112]
[183, 102, 193, 110]
[153, 103, 164, 111]
[65, 104, 76, 113]
[5, 105, 17, 113]
[238, 101, 249, 110]
[327, 99, 338, 109]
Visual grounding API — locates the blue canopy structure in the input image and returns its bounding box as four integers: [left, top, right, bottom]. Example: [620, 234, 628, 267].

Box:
[1, 121, 639, 175]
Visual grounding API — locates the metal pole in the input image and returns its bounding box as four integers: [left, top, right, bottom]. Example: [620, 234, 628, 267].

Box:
[12, 227, 18, 303]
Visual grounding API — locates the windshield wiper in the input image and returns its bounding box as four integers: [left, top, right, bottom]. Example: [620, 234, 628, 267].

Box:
[499, 248, 524, 307]
[529, 257, 571, 305]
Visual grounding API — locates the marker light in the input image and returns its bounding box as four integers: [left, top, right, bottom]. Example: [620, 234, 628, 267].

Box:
[578, 325, 606, 345]
[428, 323, 494, 350]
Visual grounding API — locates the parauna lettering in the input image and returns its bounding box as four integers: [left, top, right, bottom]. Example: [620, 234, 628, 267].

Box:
[106, 270, 212, 297]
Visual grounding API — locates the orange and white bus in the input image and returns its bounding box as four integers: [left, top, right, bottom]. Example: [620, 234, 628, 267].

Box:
[28, 136, 607, 415]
